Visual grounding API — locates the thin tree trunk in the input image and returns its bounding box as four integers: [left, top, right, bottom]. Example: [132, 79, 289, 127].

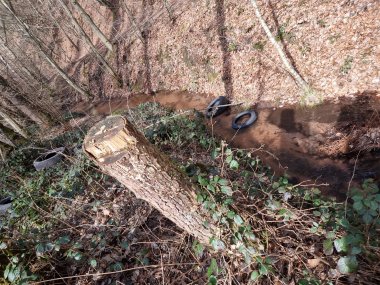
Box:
[0, 107, 28, 138]
[1, 41, 50, 83]
[1, 88, 50, 128]
[249, 0, 310, 91]
[0, 0, 91, 100]
[42, 0, 80, 51]
[0, 42, 40, 83]
[84, 116, 219, 244]
[71, 0, 113, 52]
[0, 128, 14, 147]
[122, 2, 144, 43]
[58, 0, 120, 83]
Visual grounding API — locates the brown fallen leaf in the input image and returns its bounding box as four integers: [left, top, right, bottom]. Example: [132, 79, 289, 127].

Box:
[307, 258, 321, 269]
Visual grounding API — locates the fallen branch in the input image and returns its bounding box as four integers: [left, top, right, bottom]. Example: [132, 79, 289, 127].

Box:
[249, 0, 318, 104]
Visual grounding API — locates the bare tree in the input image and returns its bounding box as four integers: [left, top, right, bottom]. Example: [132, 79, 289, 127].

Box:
[71, 0, 113, 52]
[0, 128, 14, 147]
[0, 75, 50, 128]
[58, 0, 121, 84]
[0, 107, 28, 138]
[0, 0, 91, 100]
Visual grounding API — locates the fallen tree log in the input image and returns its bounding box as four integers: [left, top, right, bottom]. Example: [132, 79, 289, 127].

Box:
[83, 116, 218, 244]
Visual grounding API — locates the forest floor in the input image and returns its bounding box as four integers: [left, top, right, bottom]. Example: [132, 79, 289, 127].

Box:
[56, 0, 380, 107]
[1, 0, 380, 284]
[2, 102, 380, 284]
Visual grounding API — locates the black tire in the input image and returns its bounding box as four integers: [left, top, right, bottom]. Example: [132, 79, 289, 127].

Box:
[205, 96, 230, 118]
[0, 197, 12, 213]
[33, 147, 65, 171]
[232, 111, 257, 130]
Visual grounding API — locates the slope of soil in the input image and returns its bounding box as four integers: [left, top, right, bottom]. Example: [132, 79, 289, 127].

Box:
[65, 0, 380, 106]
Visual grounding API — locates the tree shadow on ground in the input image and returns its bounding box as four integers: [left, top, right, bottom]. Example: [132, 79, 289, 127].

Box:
[215, 0, 233, 98]
[336, 91, 380, 181]
[255, 52, 265, 104]
[140, 0, 153, 95]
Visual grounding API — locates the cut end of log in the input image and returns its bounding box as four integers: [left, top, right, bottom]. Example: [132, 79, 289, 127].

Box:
[84, 116, 137, 162]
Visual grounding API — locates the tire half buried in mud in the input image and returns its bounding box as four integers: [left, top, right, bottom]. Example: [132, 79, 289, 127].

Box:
[33, 147, 65, 171]
[205, 96, 230, 118]
[0, 197, 12, 214]
[232, 111, 257, 130]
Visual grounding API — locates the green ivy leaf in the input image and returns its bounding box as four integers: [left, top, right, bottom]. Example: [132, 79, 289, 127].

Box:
[225, 155, 233, 163]
[272, 182, 279, 189]
[227, 211, 236, 219]
[208, 275, 217, 285]
[207, 258, 219, 278]
[334, 237, 349, 253]
[229, 160, 239, 170]
[4, 263, 10, 279]
[362, 213, 373, 224]
[210, 239, 226, 251]
[337, 256, 358, 274]
[57, 235, 70, 245]
[211, 148, 220, 160]
[7, 267, 16, 282]
[198, 176, 209, 186]
[350, 246, 362, 255]
[0, 242, 7, 249]
[298, 279, 309, 285]
[244, 231, 256, 241]
[89, 259, 97, 268]
[234, 215, 244, 226]
[218, 179, 229, 186]
[325, 231, 336, 240]
[250, 270, 260, 281]
[323, 239, 334, 255]
[353, 201, 363, 212]
[120, 241, 129, 249]
[207, 184, 216, 193]
[73, 252, 82, 261]
[220, 186, 233, 196]
[259, 264, 269, 275]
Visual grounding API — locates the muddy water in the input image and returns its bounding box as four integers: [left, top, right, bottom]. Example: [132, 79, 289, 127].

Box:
[73, 91, 380, 199]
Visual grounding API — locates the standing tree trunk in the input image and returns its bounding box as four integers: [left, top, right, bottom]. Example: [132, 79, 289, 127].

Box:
[71, 0, 113, 52]
[83, 116, 218, 244]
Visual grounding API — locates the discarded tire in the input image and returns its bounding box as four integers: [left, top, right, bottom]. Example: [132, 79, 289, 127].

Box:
[232, 111, 257, 130]
[0, 197, 12, 213]
[205, 96, 230, 118]
[33, 147, 65, 171]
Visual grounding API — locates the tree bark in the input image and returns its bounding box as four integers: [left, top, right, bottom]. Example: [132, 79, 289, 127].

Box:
[83, 116, 218, 244]
[71, 0, 113, 52]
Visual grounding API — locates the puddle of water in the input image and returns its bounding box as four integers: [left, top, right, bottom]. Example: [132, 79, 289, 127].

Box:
[73, 91, 380, 199]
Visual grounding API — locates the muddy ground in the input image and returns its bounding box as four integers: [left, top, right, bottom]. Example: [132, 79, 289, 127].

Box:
[72, 90, 380, 199]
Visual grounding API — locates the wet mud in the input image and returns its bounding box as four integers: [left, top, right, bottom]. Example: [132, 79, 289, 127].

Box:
[73, 91, 380, 199]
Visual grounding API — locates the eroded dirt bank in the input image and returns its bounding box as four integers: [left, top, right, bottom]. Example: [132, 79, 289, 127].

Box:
[73, 91, 380, 199]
